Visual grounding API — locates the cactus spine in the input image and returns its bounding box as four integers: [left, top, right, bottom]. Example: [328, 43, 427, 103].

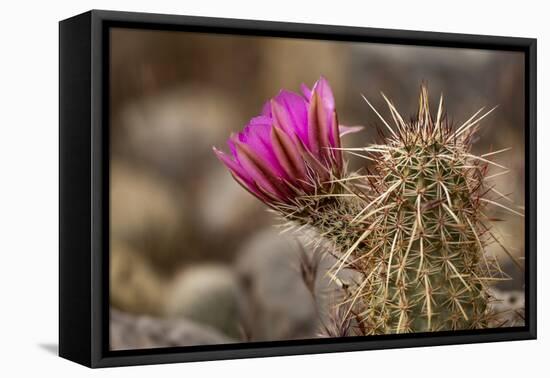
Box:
[276, 86, 514, 334]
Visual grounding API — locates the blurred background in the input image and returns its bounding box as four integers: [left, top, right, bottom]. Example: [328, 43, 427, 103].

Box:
[109, 28, 526, 350]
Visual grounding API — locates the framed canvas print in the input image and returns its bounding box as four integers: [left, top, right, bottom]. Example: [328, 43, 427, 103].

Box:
[59, 10, 537, 368]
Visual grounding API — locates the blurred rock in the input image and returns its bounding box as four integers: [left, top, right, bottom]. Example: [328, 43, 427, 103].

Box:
[196, 166, 266, 234]
[111, 160, 195, 272]
[113, 86, 238, 180]
[489, 288, 525, 327]
[165, 264, 244, 339]
[110, 308, 233, 350]
[111, 160, 182, 241]
[485, 218, 525, 280]
[110, 241, 167, 315]
[235, 228, 353, 341]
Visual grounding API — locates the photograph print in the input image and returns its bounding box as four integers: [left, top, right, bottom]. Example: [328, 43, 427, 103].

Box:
[108, 27, 527, 350]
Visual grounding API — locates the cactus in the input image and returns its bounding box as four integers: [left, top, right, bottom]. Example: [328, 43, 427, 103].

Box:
[215, 78, 521, 335]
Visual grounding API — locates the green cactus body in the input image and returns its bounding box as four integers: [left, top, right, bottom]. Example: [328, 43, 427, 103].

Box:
[360, 126, 489, 333]
[279, 87, 507, 335]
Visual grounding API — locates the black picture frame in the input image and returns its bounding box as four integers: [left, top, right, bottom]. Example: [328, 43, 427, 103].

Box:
[59, 9, 537, 368]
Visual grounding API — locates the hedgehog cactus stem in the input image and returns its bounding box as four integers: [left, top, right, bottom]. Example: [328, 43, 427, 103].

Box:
[329, 88, 512, 333]
[215, 79, 521, 335]
[282, 87, 514, 334]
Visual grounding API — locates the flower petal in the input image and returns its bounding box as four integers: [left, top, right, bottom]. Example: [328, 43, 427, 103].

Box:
[230, 170, 272, 203]
[213, 147, 261, 198]
[261, 100, 272, 117]
[248, 115, 272, 127]
[307, 90, 331, 163]
[270, 126, 307, 184]
[214, 76, 344, 206]
[239, 121, 287, 178]
[234, 140, 290, 201]
[312, 76, 335, 112]
[329, 111, 343, 171]
[272, 90, 308, 144]
[300, 83, 312, 101]
[293, 135, 331, 184]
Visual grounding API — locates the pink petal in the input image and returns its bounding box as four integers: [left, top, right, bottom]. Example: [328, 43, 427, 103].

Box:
[307, 90, 331, 163]
[294, 136, 331, 184]
[328, 111, 338, 148]
[261, 100, 272, 117]
[272, 90, 309, 145]
[231, 171, 272, 203]
[240, 121, 287, 179]
[329, 112, 343, 171]
[311, 76, 335, 112]
[213, 147, 259, 196]
[234, 141, 289, 201]
[248, 115, 272, 128]
[270, 126, 307, 184]
[300, 83, 312, 101]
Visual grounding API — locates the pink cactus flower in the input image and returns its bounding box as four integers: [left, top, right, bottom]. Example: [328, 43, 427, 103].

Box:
[214, 77, 359, 205]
